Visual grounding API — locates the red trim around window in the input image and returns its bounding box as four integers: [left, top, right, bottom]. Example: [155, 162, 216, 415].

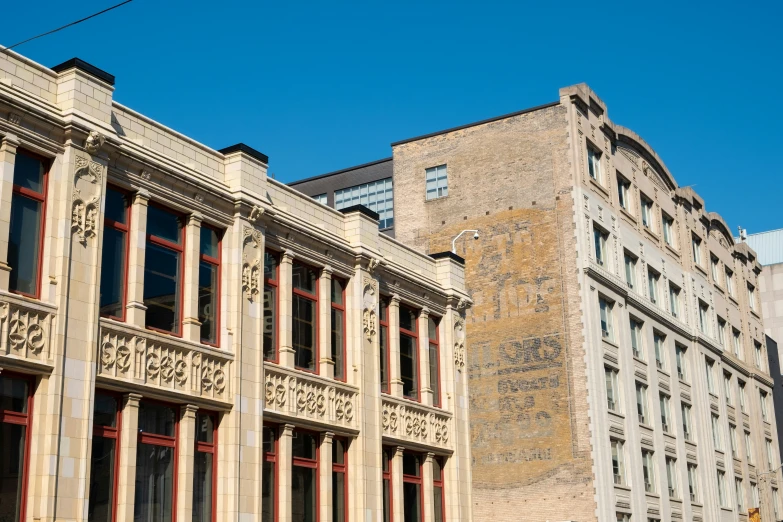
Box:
[264, 250, 280, 363]
[292, 261, 319, 375]
[400, 305, 421, 402]
[402, 451, 424, 522]
[137, 400, 179, 522]
[101, 186, 132, 322]
[0, 371, 35, 522]
[382, 447, 393, 522]
[429, 317, 442, 408]
[291, 429, 320, 522]
[263, 424, 279, 522]
[380, 298, 390, 394]
[92, 391, 123, 522]
[331, 277, 347, 382]
[195, 411, 218, 522]
[9, 149, 49, 299]
[333, 437, 349, 522]
[434, 456, 446, 522]
[145, 203, 186, 337]
[199, 225, 222, 348]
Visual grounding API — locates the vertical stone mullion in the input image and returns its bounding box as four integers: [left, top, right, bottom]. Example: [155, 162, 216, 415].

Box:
[278, 424, 295, 522]
[0, 134, 19, 290]
[418, 308, 432, 406]
[182, 213, 202, 342]
[177, 404, 198, 522]
[125, 190, 149, 328]
[319, 267, 334, 378]
[279, 251, 295, 367]
[423, 452, 435, 522]
[116, 392, 142, 522]
[320, 431, 334, 522]
[389, 295, 402, 396]
[392, 446, 404, 522]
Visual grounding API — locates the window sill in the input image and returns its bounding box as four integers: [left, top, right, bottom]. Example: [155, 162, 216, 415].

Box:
[751, 309, 761, 320]
[665, 243, 680, 258]
[602, 337, 619, 349]
[619, 207, 636, 224]
[425, 195, 449, 203]
[588, 177, 610, 198]
[643, 226, 659, 242]
[729, 294, 739, 306]
[614, 484, 631, 492]
[694, 263, 708, 277]
[714, 282, 725, 295]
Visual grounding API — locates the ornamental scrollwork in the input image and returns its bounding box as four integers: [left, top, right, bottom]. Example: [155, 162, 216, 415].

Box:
[2, 302, 50, 360]
[242, 226, 263, 301]
[362, 276, 378, 340]
[72, 156, 103, 245]
[454, 315, 466, 371]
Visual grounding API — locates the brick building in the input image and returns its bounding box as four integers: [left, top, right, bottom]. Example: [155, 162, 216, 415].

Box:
[292, 84, 783, 521]
[0, 49, 473, 522]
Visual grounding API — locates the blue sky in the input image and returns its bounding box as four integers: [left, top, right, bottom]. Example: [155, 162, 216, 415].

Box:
[3, 0, 781, 234]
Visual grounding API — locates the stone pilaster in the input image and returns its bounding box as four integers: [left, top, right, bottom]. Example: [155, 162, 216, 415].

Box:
[319, 266, 334, 378]
[182, 213, 203, 342]
[418, 308, 432, 406]
[116, 393, 142, 522]
[125, 190, 149, 327]
[389, 295, 403, 396]
[392, 446, 405, 522]
[320, 431, 335, 522]
[423, 452, 436, 522]
[279, 250, 295, 367]
[176, 404, 199, 522]
[278, 424, 295, 522]
[0, 134, 19, 290]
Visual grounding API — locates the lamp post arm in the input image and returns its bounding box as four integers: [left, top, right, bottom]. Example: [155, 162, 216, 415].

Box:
[451, 230, 479, 254]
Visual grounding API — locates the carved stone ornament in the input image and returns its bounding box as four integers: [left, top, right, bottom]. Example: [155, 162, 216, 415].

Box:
[362, 276, 378, 340]
[140, 169, 152, 181]
[456, 298, 469, 311]
[8, 113, 21, 125]
[249, 205, 265, 224]
[242, 226, 263, 301]
[367, 257, 381, 274]
[72, 156, 103, 245]
[84, 131, 105, 155]
[454, 315, 466, 371]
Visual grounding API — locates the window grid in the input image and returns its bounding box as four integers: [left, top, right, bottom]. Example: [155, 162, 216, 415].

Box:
[425, 165, 448, 201]
[263, 251, 280, 362]
[199, 226, 221, 346]
[335, 177, 394, 229]
[100, 186, 131, 321]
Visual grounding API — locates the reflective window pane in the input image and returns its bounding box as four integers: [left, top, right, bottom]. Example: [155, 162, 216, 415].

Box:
[331, 307, 344, 379]
[192, 452, 213, 522]
[401, 334, 418, 400]
[262, 459, 275, 522]
[332, 471, 345, 522]
[8, 193, 42, 295]
[0, 376, 28, 413]
[198, 261, 218, 343]
[293, 295, 316, 370]
[400, 306, 417, 332]
[264, 251, 278, 282]
[403, 482, 422, 522]
[146, 206, 181, 245]
[104, 188, 128, 225]
[199, 227, 219, 258]
[138, 403, 175, 437]
[143, 243, 181, 334]
[292, 432, 317, 460]
[263, 284, 277, 359]
[0, 423, 27, 522]
[196, 413, 214, 444]
[291, 466, 316, 522]
[134, 443, 174, 522]
[12, 152, 45, 193]
[88, 436, 116, 522]
[93, 393, 118, 428]
[292, 263, 317, 294]
[100, 226, 126, 317]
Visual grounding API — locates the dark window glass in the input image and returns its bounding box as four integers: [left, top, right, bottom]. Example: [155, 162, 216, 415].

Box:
[146, 206, 181, 245]
[263, 252, 279, 361]
[144, 242, 181, 334]
[403, 453, 422, 522]
[196, 413, 215, 443]
[134, 443, 174, 521]
[0, 374, 31, 522]
[89, 435, 116, 522]
[403, 453, 421, 476]
[104, 188, 128, 224]
[331, 278, 346, 380]
[8, 193, 42, 295]
[198, 226, 220, 345]
[292, 263, 317, 293]
[400, 306, 417, 332]
[93, 393, 118, 428]
[100, 227, 127, 317]
[332, 438, 347, 522]
[0, 377, 28, 414]
[200, 227, 219, 258]
[434, 458, 445, 522]
[292, 430, 317, 522]
[262, 426, 276, 522]
[292, 432, 317, 460]
[293, 294, 316, 371]
[428, 316, 441, 407]
[400, 333, 418, 400]
[193, 413, 216, 522]
[138, 402, 175, 437]
[12, 152, 44, 192]
[382, 449, 391, 522]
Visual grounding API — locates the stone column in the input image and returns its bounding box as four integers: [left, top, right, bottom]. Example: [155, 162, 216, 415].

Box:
[125, 190, 149, 327]
[279, 251, 295, 367]
[423, 452, 435, 522]
[319, 267, 334, 377]
[392, 446, 405, 522]
[116, 393, 142, 522]
[0, 134, 19, 290]
[389, 295, 403, 396]
[177, 404, 199, 522]
[278, 424, 295, 522]
[418, 308, 432, 406]
[182, 213, 202, 342]
[320, 431, 335, 522]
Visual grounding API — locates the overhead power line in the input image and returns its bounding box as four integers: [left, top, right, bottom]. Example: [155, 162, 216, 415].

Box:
[1, 0, 133, 55]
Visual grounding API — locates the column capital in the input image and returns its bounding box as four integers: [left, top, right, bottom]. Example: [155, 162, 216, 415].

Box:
[182, 404, 199, 416]
[321, 265, 333, 277]
[282, 249, 295, 263]
[1, 133, 20, 151]
[122, 392, 143, 406]
[321, 431, 335, 442]
[395, 446, 406, 456]
[390, 294, 401, 305]
[133, 189, 150, 205]
[419, 307, 430, 319]
[282, 423, 296, 436]
[425, 452, 436, 462]
[187, 212, 203, 226]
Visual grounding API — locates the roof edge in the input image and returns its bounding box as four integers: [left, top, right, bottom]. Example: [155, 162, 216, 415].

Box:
[429, 251, 465, 265]
[218, 143, 269, 165]
[289, 157, 393, 186]
[51, 57, 115, 86]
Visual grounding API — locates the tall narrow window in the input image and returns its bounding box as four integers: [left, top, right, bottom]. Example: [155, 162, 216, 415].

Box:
[382, 448, 392, 522]
[717, 471, 728, 507]
[710, 255, 720, 283]
[264, 251, 279, 361]
[630, 318, 644, 359]
[698, 302, 710, 335]
[433, 457, 445, 522]
[687, 463, 698, 502]
[194, 412, 217, 522]
[682, 404, 693, 442]
[705, 359, 715, 394]
[739, 381, 747, 412]
[605, 367, 620, 412]
[89, 393, 121, 522]
[752, 482, 760, 509]
[767, 438, 776, 471]
[636, 382, 648, 424]
[611, 439, 625, 485]
[641, 194, 654, 230]
[594, 226, 608, 266]
[736, 478, 744, 511]
[660, 394, 671, 433]
[675, 344, 687, 381]
[654, 332, 666, 370]
[648, 268, 659, 304]
[666, 457, 678, 499]
[8, 150, 48, 297]
[0, 373, 33, 522]
[292, 431, 318, 522]
[642, 450, 656, 493]
[724, 373, 734, 405]
[624, 253, 637, 289]
[262, 426, 277, 522]
[733, 328, 742, 358]
[691, 235, 702, 266]
[761, 391, 769, 421]
[662, 214, 674, 246]
[754, 341, 764, 370]
[144, 205, 184, 334]
[402, 452, 423, 522]
[425, 165, 448, 200]
[331, 278, 346, 380]
[587, 145, 602, 183]
[332, 438, 348, 522]
[379, 299, 390, 393]
[400, 306, 420, 400]
[669, 283, 680, 318]
[292, 262, 318, 372]
[428, 316, 441, 407]
[134, 401, 177, 522]
[199, 226, 221, 345]
[746, 431, 754, 463]
[730, 424, 738, 459]
[711, 413, 722, 450]
[748, 283, 757, 311]
[717, 317, 726, 347]
[100, 187, 130, 319]
[617, 174, 631, 211]
[599, 297, 614, 341]
[774, 488, 781, 520]
[726, 268, 735, 297]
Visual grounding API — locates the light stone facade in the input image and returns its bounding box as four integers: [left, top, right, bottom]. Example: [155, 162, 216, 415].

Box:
[0, 49, 472, 522]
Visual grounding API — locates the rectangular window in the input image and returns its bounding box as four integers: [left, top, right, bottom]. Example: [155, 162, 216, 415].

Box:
[8, 150, 48, 298]
[624, 253, 637, 289]
[0, 373, 33, 522]
[698, 302, 710, 335]
[380, 299, 390, 393]
[425, 165, 448, 201]
[400, 306, 420, 400]
[599, 297, 614, 341]
[292, 430, 318, 522]
[648, 268, 659, 304]
[761, 390, 769, 421]
[733, 328, 742, 358]
[292, 262, 319, 372]
[687, 463, 698, 502]
[193, 412, 217, 522]
[403, 452, 423, 522]
[616, 514, 631, 522]
[660, 394, 671, 433]
[331, 278, 347, 380]
[312, 193, 327, 205]
[617, 175, 631, 211]
[724, 373, 733, 406]
[642, 449, 656, 493]
[605, 367, 620, 412]
[717, 471, 727, 507]
[748, 283, 757, 311]
[730, 424, 738, 459]
[726, 268, 735, 297]
[382, 448, 392, 522]
[199, 226, 221, 345]
[100, 187, 130, 319]
[740, 381, 747, 412]
[654, 332, 666, 370]
[428, 316, 441, 407]
[736, 478, 744, 511]
[710, 255, 720, 283]
[594, 226, 608, 266]
[630, 318, 644, 359]
[89, 393, 121, 522]
[711, 413, 722, 450]
[262, 426, 277, 522]
[662, 214, 674, 246]
[587, 145, 602, 182]
[135, 401, 177, 522]
[669, 283, 680, 318]
[682, 403, 693, 442]
[332, 438, 348, 522]
[774, 488, 781, 520]
[717, 317, 726, 347]
[745, 430, 753, 463]
[144, 205, 185, 334]
[636, 382, 648, 424]
[641, 194, 654, 230]
[752, 482, 760, 509]
[692, 235, 702, 266]
[611, 439, 625, 485]
[754, 341, 764, 370]
[675, 344, 687, 381]
[666, 457, 678, 499]
[706, 359, 716, 394]
[767, 438, 776, 471]
[264, 251, 279, 361]
[433, 457, 445, 522]
[334, 177, 394, 229]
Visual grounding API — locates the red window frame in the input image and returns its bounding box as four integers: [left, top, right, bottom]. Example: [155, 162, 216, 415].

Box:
[199, 225, 222, 347]
[332, 437, 349, 522]
[399, 305, 421, 402]
[91, 391, 123, 522]
[382, 447, 393, 522]
[101, 185, 132, 321]
[292, 261, 319, 374]
[0, 371, 34, 522]
[379, 298, 390, 394]
[9, 149, 49, 299]
[402, 451, 424, 522]
[331, 277, 347, 382]
[136, 400, 179, 522]
[194, 411, 218, 522]
[262, 424, 279, 522]
[429, 316, 442, 407]
[264, 250, 280, 363]
[433, 456, 446, 522]
[291, 429, 320, 521]
[144, 203, 186, 337]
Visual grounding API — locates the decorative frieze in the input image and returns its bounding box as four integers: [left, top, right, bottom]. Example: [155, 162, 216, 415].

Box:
[381, 395, 453, 450]
[454, 315, 466, 371]
[242, 226, 263, 301]
[363, 276, 378, 340]
[71, 156, 103, 245]
[0, 295, 55, 366]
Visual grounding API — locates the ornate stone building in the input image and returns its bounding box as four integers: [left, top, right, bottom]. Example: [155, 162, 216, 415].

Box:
[292, 84, 783, 521]
[0, 49, 472, 522]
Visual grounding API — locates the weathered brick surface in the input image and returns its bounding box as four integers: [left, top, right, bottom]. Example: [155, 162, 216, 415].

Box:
[392, 105, 597, 522]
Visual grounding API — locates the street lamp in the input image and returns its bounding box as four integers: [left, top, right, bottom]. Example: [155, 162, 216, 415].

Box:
[451, 230, 479, 254]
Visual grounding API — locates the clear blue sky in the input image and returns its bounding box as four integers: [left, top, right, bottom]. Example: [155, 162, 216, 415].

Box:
[3, 0, 781, 234]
